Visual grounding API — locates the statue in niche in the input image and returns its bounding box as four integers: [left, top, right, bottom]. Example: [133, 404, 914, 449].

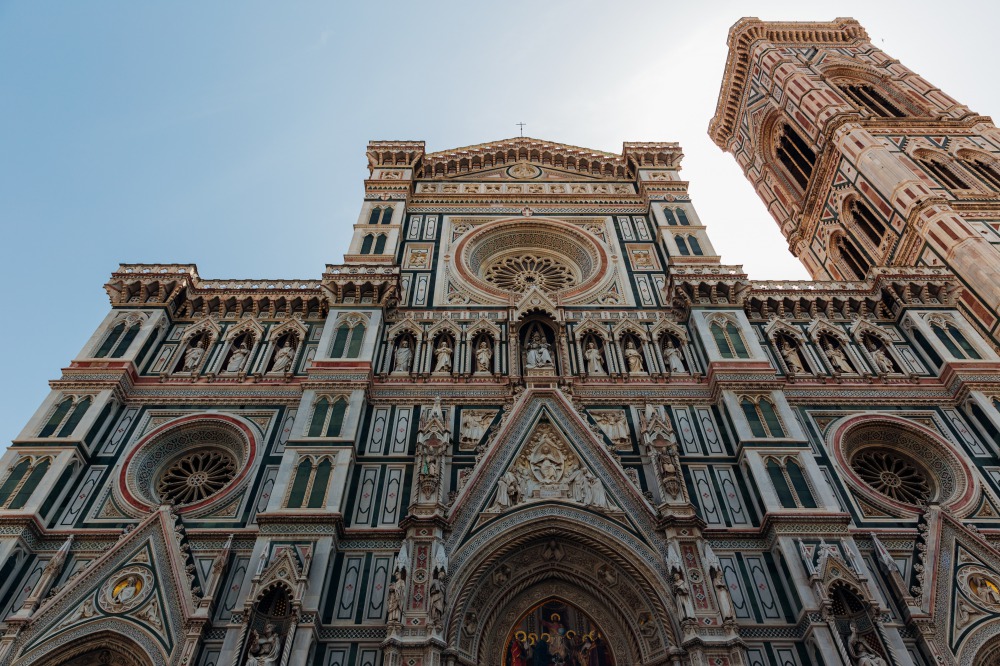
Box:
[226, 342, 250, 373]
[664, 337, 687, 374]
[386, 569, 406, 625]
[823, 338, 855, 374]
[584, 340, 607, 375]
[182, 342, 205, 372]
[433, 338, 453, 373]
[428, 567, 446, 628]
[245, 623, 281, 666]
[702, 543, 736, 623]
[525, 332, 553, 369]
[270, 341, 296, 373]
[593, 411, 630, 450]
[779, 339, 806, 375]
[865, 338, 896, 374]
[475, 339, 493, 373]
[392, 339, 412, 374]
[847, 622, 888, 666]
[624, 338, 645, 373]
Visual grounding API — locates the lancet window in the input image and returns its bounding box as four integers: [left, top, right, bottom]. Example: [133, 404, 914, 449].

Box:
[0, 456, 52, 510]
[330, 318, 367, 358]
[307, 396, 348, 438]
[959, 153, 1000, 190]
[740, 396, 786, 438]
[847, 199, 888, 247]
[775, 123, 816, 190]
[360, 234, 388, 255]
[367, 205, 394, 225]
[838, 83, 907, 117]
[764, 456, 817, 509]
[710, 319, 749, 359]
[929, 318, 981, 359]
[94, 318, 141, 358]
[286, 455, 334, 509]
[915, 152, 970, 190]
[39, 396, 92, 438]
[835, 236, 871, 280]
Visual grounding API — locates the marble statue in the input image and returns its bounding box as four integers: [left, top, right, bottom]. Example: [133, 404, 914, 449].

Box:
[780, 340, 805, 374]
[824, 341, 854, 373]
[226, 343, 250, 373]
[664, 338, 686, 373]
[525, 333, 553, 368]
[624, 339, 644, 373]
[182, 344, 204, 372]
[584, 341, 606, 375]
[433, 339, 453, 373]
[270, 341, 295, 373]
[393, 339, 412, 374]
[475, 339, 492, 373]
[245, 623, 281, 666]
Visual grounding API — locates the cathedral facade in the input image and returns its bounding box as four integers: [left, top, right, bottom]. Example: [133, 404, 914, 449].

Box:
[3, 17, 1000, 666]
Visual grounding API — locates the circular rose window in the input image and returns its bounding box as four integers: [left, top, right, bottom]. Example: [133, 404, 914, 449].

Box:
[452, 218, 611, 302]
[483, 253, 578, 292]
[850, 449, 932, 505]
[833, 416, 975, 515]
[119, 415, 256, 516]
[156, 449, 238, 506]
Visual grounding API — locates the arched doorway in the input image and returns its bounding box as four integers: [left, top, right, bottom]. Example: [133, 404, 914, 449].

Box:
[30, 631, 153, 666]
[503, 598, 614, 666]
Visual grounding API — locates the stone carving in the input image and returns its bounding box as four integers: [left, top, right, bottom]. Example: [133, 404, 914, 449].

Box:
[624, 339, 645, 373]
[823, 340, 855, 374]
[663, 337, 687, 374]
[780, 339, 807, 375]
[460, 410, 494, 450]
[592, 410, 630, 450]
[584, 341, 606, 375]
[387, 544, 408, 626]
[226, 343, 250, 373]
[245, 623, 281, 666]
[666, 543, 695, 623]
[99, 566, 153, 613]
[639, 405, 683, 500]
[847, 621, 888, 666]
[270, 341, 295, 373]
[182, 344, 204, 372]
[433, 338, 453, 374]
[525, 333, 554, 369]
[416, 398, 450, 502]
[865, 339, 896, 374]
[429, 543, 447, 630]
[475, 339, 493, 374]
[392, 339, 412, 375]
[490, 424, 615, 512]
[702, 542, 736, 624]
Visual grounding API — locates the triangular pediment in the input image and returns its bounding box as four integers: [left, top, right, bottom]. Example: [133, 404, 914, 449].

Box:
[10, 507, 198, 666]
[420, 137, 629, 181]
[446, 389, 658, 551]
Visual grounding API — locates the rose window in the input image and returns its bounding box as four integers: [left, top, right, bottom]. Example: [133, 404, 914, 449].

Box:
[156, 449, 238, 506]
[850, 449, 931, 505]
[483, 254, 578, 293]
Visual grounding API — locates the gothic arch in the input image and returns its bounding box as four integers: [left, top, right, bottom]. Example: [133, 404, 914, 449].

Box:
[15, 623, 163, 666]
[445, 509, 676, 666]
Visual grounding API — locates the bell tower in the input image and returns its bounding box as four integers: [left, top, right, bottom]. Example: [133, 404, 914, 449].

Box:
[710, 17, 1000, 348]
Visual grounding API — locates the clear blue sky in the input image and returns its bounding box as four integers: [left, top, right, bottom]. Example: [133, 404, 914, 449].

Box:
[2, 1, 998, 447]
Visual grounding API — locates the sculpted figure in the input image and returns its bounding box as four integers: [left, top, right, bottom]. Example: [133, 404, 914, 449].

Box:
[113, 575, 141, 604]
[584, 341, 606, 375]
[780, 340, 805, 374]
[493, 471, 520, 510]
[270, 341, 295, 373]
[226, 343, 250, 373]
[428, 569, 446, 627]
[245, 623, 281, 666]
[393, 339, 412, 374]
[624, 339, 645, 373]
[664, 338, 686, 373]
[433, 338, 453, 373]
[824, 341, 854, 373]
[848, 622, 888, 666]
[182, 343, 204, 372]
[867, 341, 895, 374]
[386, 570, 406, 624]
[526, 332, 553, 368]
[475, 339, 492, 373]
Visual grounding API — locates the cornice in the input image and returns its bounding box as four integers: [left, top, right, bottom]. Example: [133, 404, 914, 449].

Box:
[709, 17, 870, 148]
